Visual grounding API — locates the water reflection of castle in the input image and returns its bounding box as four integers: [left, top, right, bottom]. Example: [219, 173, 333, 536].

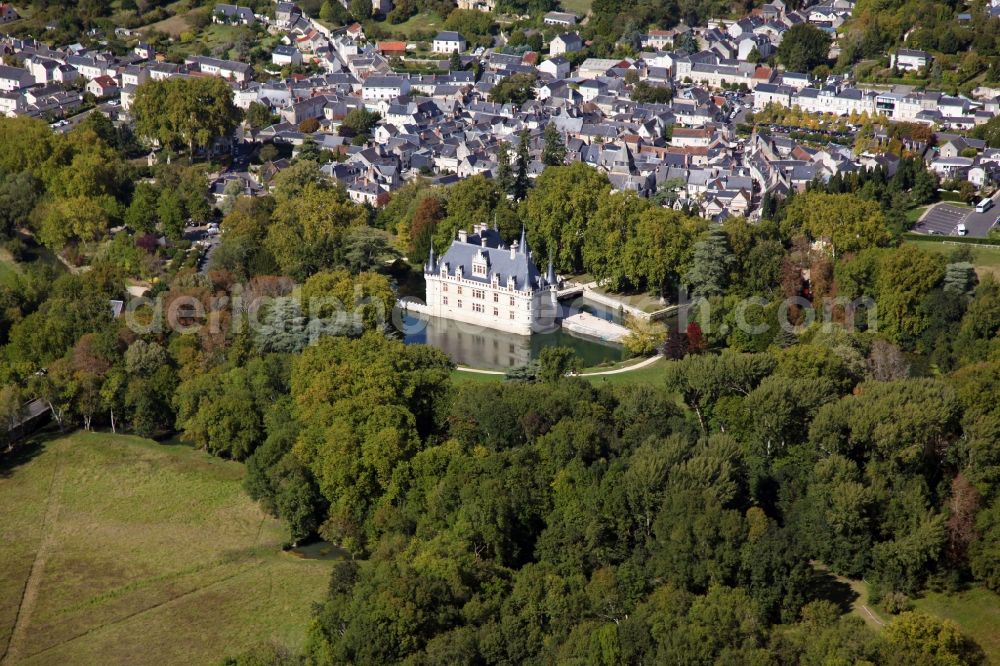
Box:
[419, 316, 534, 369]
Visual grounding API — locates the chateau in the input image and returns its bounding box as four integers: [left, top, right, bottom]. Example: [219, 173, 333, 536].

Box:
[424, 224, 559, 336]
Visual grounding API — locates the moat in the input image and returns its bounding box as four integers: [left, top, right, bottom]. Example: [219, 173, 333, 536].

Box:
[400, 296, 636, 370]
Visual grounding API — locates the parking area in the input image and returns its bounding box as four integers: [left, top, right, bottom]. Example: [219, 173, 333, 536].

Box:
[914, 204, 970, 236]
[913, 198, 1000, 238]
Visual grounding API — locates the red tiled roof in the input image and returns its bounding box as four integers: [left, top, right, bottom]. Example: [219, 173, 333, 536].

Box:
[672, 127, 711, 137]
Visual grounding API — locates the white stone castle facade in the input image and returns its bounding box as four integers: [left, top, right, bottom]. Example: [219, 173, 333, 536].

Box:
[424, 224, 559, 336]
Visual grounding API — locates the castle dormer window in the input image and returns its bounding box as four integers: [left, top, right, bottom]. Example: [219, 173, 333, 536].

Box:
[472, 250, 488, 277]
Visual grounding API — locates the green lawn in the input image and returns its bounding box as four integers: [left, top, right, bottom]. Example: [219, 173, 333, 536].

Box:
[369, 13, 443, 39]
[0, 260, 19, 288]
[450, 356, 669, 387]
[907, 239, 1000, 279]
[450, 368, 504, 383]
[199, 23, 244, 49]
[913, 588, 1000, 663]
[138, 0, 197, 37]
[582, 356, 668, 386]
[559, 0, 592, 16]
[906, 205, 930, 224]
[0, 432, 334, 665]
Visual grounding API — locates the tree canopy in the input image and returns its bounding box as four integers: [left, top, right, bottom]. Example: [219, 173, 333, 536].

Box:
[132, 77, 241, 154]
[777, 24, 833, 72]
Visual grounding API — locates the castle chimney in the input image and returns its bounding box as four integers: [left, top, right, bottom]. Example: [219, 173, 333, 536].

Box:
[458, 229, 468, 243]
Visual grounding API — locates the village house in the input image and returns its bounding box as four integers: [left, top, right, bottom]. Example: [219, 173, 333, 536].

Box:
[457, 0, 496, 9]
[0, 64, 32, 92]
[537, 56, 569, 79]
[346, 22, 364, 40]
[213, 3, 255, 25]
[184, 55, 252, 82]
[362, 75, 410, 102]
[543, 11, 577, 26]
[295, 29, 327, 53]
[376, 41, 406, 57]
[274, 2, 301, 28]
[671, 127, 714, 148]
[432, 31, 466, 54]
[549, 32, 582, 57]
[890, 48, 930, 72]
[644, 30, 673, 50]
[0, 90, 21, 116]
[272, 44, 302, 66]
[86, 74, 119, 98]
[0, 3, 18, 23]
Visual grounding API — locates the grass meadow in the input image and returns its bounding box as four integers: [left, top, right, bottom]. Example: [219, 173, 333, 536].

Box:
[0, 432, 333, 665]
[907, 239, 1000, 280]
[913, 587, 1000, 662]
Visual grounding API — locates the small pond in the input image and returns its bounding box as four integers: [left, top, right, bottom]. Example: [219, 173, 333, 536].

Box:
[287, 540, 350, 561]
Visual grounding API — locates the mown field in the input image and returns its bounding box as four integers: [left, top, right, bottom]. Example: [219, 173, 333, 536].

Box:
[913, 588, 1000, 662]
[907, 239, 1000, 280]
[0, 432, 333, 665]
[558, 0, 592, 17]
[366, 13, 444, 40]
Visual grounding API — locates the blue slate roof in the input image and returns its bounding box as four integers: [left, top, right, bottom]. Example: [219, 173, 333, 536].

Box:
[427, 227, 551, 291]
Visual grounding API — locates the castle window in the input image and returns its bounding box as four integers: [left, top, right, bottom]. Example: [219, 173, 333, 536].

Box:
[457, 300, 462, 308]
[473, 263, 487, 276]
[493, 293, 499, 303]
[473, 303, 484, 313]
[509, 311, 515, 319]
[509, 296, 515, 306]
[443, 296, 448, 305]
[457, 286, 462, 295]
[493, 307, 498, 317]
[473, 289, 484, 299]
[442, 284, 448, 292]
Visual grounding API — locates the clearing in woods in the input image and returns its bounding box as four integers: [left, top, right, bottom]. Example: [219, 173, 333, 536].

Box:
[0, 432, 334, 665]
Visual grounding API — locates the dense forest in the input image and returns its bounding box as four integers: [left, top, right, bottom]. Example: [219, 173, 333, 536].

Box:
[262, 348, 999, 665]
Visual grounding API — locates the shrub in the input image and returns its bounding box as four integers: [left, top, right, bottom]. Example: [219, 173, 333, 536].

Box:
[882, 591, 913, 615]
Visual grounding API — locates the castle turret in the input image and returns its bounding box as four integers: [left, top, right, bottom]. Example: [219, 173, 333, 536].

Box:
[426, 245, 436, 273]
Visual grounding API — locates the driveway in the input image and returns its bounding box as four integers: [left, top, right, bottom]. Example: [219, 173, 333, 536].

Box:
[53, 101, 119, 134]
[913, 198, 1000, 238]
[183, 225, 221, 274]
